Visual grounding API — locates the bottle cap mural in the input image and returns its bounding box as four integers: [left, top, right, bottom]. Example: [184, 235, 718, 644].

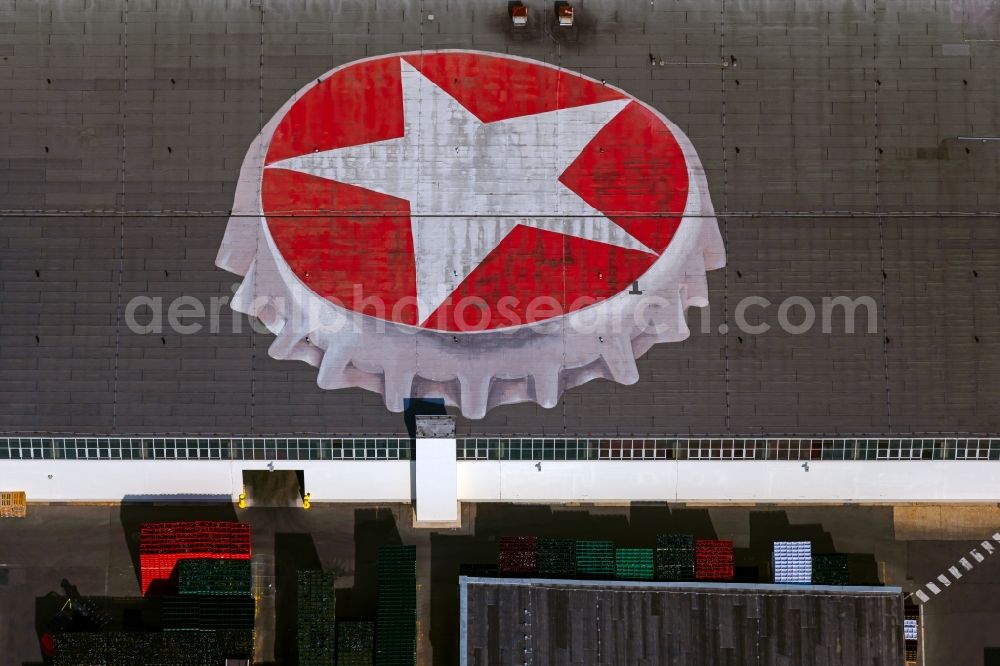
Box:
[217, 50, 725, 419]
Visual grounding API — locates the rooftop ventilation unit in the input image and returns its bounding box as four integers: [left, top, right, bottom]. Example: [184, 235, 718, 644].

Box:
[558, 4, 574, 26]
[511, 2, 528, 25]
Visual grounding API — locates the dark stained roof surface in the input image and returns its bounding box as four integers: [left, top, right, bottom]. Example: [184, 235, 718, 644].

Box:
[1, 0, 999, 436]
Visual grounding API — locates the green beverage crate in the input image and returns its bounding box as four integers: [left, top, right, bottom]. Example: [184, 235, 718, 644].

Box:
[163, 595, 255, 632]
[537, 538, 576, 578]
[654, 534, 696, 581]
[54, 630, 253, 666]
[615, 548, 654, 580]
[376, 545, 416, 666]
[338, 621, 375, 666]
[575, 540, 615, 579]
[297, 570, 336, 666]
[177, 558, 252, 596]
[655, 550, 696, 581]
[162, 595, 200, 631]
[812, 554, 850, 585]
[656, 534, 695, 550]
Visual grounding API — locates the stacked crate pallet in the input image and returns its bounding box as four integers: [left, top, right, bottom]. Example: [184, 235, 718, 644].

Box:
[139, 521, 251, 596]
[537, 538, 576, 578]
[297, 570, 337, 666]
[177, 559, 252, 596]
[614, 548, 654, 580]
[53, 630, 253, 665]
[812, 553, 850, 586]
[498, 536, 538, 576]
[694, 539, 735, 581]
[904, 604, 919, 664]
[0, 491, 26, 518]
[575, 540, 615, 579]
[655, 534, 695, 581]
[337, 621, 375, 666]
[772, 541, 812, 584]
[376, 545, 416, 666]
[162, 596, 255, 631]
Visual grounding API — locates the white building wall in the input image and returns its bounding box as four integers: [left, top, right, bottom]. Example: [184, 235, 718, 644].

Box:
[4, 459, 1000, 503]
[493, 461, 678, 502]
[2, 460, 413, 503]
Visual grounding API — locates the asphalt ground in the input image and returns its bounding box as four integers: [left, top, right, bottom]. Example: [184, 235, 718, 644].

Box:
[1, 502, 996, 665]
[907, 539, 1000, 666]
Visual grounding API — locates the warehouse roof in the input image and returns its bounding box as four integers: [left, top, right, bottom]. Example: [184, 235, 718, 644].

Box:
[460, 577, 904, 666]
[1, 1, 999, 436]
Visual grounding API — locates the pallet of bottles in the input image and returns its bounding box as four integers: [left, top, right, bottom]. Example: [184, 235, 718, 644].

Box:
[297, 570, 337, 666]
[812, 553, 850, 586]
[575, 540, 615, 579]
[337, 621, 375, 666]
[694, 539, 735, 581]
[498, 535, 538, 576]
[177, 558, 252, 596]
[655, 534, 695, 581]
[615, 548, 654, 580]
[376, 545, 416, 666]
[537, 538, 576, 578]
[772, 541, 812, 584]
[162, 595, 255, 632]
[54, 630, 254, 665]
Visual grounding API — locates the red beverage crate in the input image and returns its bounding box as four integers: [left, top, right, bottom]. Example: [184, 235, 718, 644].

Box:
[499, 549, 538, 575]
[140, 521, 251, 555]
[498, 536, 539, 575]
[499, 536, 538, 552]
[139, 521, 252, 595]
[140, 551, 252, 595]
[695, 539, 735, 581]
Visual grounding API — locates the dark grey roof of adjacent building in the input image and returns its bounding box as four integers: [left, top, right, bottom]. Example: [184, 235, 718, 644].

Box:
[1, 0, 998, 437]
[460, 577, 905, 666]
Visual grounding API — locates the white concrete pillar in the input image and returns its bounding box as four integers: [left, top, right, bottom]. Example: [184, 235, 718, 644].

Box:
[414, 416, 459, 523]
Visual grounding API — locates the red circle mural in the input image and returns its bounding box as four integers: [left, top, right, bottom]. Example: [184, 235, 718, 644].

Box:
[259, 51, 690, 332]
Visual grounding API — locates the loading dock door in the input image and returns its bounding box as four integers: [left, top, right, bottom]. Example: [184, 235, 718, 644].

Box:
[241, 470, 304, 508]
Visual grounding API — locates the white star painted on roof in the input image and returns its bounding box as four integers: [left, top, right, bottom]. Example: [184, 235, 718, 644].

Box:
[267, 58, 654, 324]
